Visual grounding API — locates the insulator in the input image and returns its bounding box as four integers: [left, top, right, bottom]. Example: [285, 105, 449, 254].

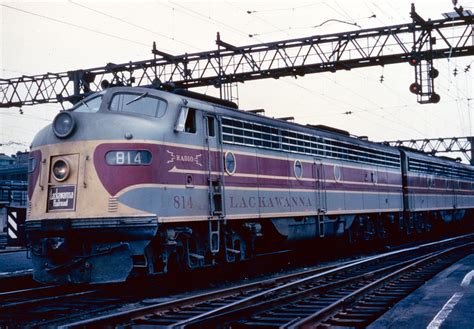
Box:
[100, 79, 110, 90]
[430, 93, 441, 103]
[429, 68, 439, 78]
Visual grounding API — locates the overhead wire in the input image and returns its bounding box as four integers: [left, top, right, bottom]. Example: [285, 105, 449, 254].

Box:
[225, 5, 382, 121]
[162, 1, 250, 38]
[245, 3, 324, 14]
[3, 2, 472, 140]
[373, 1, 473, 134]
[67, 1, 200, 51]
[320, 5, 467, 136]
[288, 80, 427, 136]
[0, 4, 151, 48]
[228, 1, 431, 137]
[365, 3, 471, 100]
[332, 0, 359, 22]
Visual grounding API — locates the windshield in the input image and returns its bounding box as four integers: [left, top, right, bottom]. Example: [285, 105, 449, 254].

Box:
[73, 96, 103, 113]
[110, 92, 167, 118]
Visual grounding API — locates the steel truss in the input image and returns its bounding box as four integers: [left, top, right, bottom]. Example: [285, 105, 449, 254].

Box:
[0, 5, 473, 108]
[383, 137, 474, 165]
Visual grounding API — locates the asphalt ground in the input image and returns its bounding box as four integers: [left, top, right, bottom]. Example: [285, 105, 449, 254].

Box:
[370, 253, 474, 329]
[0, 248, 31, 274]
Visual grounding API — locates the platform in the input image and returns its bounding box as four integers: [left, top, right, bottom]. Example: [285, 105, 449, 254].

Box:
[369, 253, 474, 329]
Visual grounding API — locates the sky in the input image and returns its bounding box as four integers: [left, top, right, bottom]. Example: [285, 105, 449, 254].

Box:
[0, 0, 473, 160]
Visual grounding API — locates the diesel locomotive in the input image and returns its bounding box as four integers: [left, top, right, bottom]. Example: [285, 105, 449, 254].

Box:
[26, 86, 474, 284]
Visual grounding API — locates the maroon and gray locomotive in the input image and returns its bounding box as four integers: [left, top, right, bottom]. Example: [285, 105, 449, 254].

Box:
[26, 86, 474, 284]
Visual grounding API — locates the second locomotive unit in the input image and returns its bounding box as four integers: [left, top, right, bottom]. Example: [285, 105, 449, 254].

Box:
[26, 86, 474, 284]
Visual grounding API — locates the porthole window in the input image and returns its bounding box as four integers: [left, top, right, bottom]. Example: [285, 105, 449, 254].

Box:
[334, 165, 342, 182]
[224, 152, 236, 175]
[294, 160, 303, 179]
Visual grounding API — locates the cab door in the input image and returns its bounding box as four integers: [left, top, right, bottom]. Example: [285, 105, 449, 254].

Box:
[313, 159, 327, 237]
[203, 113, 224, 253]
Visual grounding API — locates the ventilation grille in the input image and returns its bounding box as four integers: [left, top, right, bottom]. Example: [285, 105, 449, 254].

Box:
[108, 197, 118, 212]
[27, 201, 32, 217]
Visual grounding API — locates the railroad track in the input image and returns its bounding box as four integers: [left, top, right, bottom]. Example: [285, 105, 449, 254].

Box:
[0, 246, 354, 327]
[0, 247, 27, 254]
[0, 281, 144, 327]
[61, 233, 474, 328]
[0, 269, 36, 293]
[0, 251, 352, 327]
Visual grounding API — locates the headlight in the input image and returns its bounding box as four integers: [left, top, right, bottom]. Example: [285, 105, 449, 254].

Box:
[53, 112, 75, 138]
[52, 159, 70, 181]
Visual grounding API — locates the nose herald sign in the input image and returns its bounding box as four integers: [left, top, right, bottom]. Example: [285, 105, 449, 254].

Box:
[48, 185, 76, 211]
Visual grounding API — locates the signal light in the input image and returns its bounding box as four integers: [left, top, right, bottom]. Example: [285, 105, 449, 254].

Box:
[409, 57, 419, 66]
[409, 82, 420, 94]
[408, 53, 421, 66]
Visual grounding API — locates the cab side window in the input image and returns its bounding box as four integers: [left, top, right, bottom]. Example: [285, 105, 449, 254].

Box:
[207, 116, 215, 137]
[184, 108, 196, 133]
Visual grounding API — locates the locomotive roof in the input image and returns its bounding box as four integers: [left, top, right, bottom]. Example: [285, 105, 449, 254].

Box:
[78, 86, 473, 168]
[400, 147, 473, 170]
[149, 87, 401, 156]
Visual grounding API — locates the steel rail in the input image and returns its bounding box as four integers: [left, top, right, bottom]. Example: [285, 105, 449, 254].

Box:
[174, 235, 473, 328]
[0, 282, 133, 327]
[61, 233, 474, 328]
[61, 257, 363, 328]
[0, 248, 27, 254]
[183, 249, 449, 328]
[0, 284, 100, 310]
[294, 243, 473, 328]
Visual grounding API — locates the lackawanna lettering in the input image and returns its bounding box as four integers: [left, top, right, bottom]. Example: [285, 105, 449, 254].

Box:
[50, 192, 74, 200]
[48, 186, 76, 210]
[230, 196, 312, 208]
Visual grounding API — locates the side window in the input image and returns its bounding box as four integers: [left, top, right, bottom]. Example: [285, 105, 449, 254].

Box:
[73, 96, 102, 113]
[175, 107, 189, 132]
[184, 108, 196, 133]
[207, 116, 216, 137]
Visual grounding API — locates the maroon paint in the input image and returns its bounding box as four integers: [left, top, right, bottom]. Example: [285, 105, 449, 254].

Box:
[94, 143, 406, 196]
[28, 150, 42, 199]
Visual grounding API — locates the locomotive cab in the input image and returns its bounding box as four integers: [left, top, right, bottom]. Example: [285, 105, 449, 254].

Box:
[26, 88, 173, 284]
